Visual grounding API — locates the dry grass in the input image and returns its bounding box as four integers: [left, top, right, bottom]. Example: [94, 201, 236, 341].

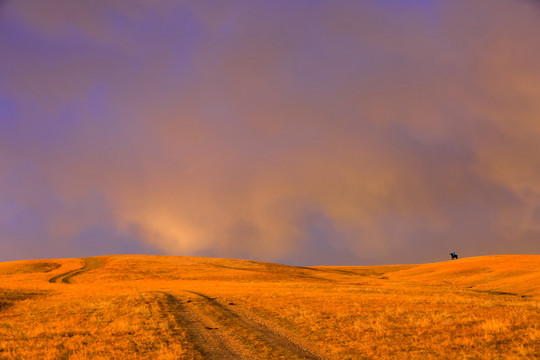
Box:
[0, 255, 538, 359]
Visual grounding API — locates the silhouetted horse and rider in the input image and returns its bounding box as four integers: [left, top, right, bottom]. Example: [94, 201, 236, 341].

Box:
[450, 252, 458, 260]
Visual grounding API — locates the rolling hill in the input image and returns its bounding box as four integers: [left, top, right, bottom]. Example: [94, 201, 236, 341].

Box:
[0, 255, 538, 359]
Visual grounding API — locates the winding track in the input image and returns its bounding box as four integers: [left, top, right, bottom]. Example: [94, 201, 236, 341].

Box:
[157, 291, 325, 360]
[48, 257, 104, 284]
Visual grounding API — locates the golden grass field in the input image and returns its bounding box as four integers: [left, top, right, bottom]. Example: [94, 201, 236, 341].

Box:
[0, 254, 538, 359]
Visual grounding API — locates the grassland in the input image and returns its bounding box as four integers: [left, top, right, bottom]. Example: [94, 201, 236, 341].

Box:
[0, 255, 538, 359]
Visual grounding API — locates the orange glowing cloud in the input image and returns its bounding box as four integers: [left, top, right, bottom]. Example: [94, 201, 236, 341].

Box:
[1, 0, 540, 264]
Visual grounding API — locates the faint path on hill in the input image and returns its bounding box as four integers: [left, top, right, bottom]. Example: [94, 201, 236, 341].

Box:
[158, 292, 247, 360]
[158, 291, 325, 360]
[48, 257, 104, 284]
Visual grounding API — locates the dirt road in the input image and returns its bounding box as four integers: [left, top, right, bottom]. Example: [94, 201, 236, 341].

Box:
[158, 291, 325, 360]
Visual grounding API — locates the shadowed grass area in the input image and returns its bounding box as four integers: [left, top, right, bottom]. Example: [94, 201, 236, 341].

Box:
[0, 289, 46, 311]
[0, 261, 61, 275]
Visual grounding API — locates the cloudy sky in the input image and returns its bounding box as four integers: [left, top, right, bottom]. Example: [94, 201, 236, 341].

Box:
[1, 0, 539, 265]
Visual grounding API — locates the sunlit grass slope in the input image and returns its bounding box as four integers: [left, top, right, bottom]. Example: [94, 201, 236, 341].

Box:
[0, 255, 538, 359]
[315, 254, 540, 297]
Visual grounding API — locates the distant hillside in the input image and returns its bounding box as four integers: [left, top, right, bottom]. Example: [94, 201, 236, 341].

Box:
[1, 254, 538, 297]
[314, 255, 540, 298]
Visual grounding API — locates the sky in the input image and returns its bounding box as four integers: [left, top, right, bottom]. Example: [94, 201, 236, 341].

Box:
[1, 0, 540, 265]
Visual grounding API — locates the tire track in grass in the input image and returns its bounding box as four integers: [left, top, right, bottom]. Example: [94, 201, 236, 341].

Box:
[48, 257, 104, 284]
[158, 292, 247, 360]
[186, 291, 325, 360]
[158, 290, 325, 359]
